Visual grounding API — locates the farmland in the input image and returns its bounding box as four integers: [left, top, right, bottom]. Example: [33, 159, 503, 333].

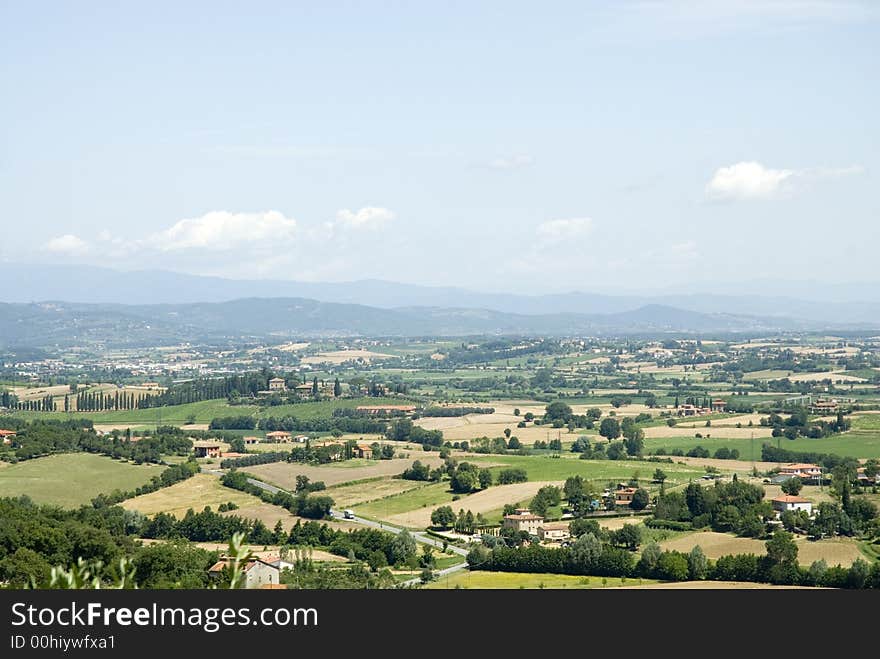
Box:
[0, 453, 162, 507]
[3, 332, 880, 590]
[425, 571, 659, 589]
[658, 531, 868, 568]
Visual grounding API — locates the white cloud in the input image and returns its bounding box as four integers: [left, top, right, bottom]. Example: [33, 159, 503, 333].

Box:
[335, 207, 395, 230]
[44, 234, 90, 256]
[705, 161, 795, 200]
[536, 217, 594, 241]
[142, 210, 297, 251]
[488, 154, 533, 170]
[706, 161, 864, 201]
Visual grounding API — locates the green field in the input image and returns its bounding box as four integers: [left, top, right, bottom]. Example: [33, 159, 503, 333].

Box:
[13, 399, 257, 425]
[424, 570, 659, 589]
[644, 432, 880, 460]
[0, 453, 163, 506]
[12, 396, 414, 426]
[353, 482, 454, 518]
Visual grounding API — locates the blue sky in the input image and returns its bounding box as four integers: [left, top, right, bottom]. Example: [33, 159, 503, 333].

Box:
[1, 1, 877, 294]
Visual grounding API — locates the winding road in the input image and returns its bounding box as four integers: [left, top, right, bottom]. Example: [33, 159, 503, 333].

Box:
[243, 475, 470, 587]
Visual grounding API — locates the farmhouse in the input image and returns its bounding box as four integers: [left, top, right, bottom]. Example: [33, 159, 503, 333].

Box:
[502, 508, 544, 535]
[268, 377, 287, 392]
[612, 487, 639, 507]
[356, 404, 416, 416]
[779, 463, 822, 482]
[294, 383, 314, 398]
[538, 522, 570, 543]
[711, 399, 727, 411]
[677, 404, 709, 417]
[208, 558, 280, 589]
[771, 495, 813, 516]
[243, 436, 260, 445]
[193, 442, 222, 458]
[809, 398, 839, 414]
[294, 434, 309, 443]
[265, 431, 292, 443]
[352, 443, 374, 459]
[0, 429, 16, 445]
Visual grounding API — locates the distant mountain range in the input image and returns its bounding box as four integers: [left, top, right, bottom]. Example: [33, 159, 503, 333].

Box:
[0, 264, 877, 347]
[0, 297, 841, 349]
[1, 263, 879, 325]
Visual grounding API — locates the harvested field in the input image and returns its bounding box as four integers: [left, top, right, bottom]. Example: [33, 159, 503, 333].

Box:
[301, 349, 394, 364]
[659, 531, 866, 567]
[121, 473, 257, 517]
[644, 425, 773, 439]
[246, 456, 445, 489]
[670, 456, 776, 472]
[382, 480, 563, 528]
[787, 371, 866, 383]
[327, 478, 429, 507]
[433, 422, 584, 444]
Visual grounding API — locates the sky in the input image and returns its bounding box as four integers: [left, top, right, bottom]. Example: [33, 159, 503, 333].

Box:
[1, 1, 878, 295]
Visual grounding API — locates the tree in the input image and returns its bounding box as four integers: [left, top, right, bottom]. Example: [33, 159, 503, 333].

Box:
[655, 551, 689, 581]
[780, 476, 803, 496]
[623, 428, 644, 457]
[430, 505, 456, 529]
[530, 485, 561, 516]
[507, 436, 521, 450]
[606, 442, 626, 460]
[389, 530, 417, 566]
[311, 377, 318, 396]
[653, 468, 667, 485]
[599, 418, 621, 441]
[564, 475, 585, 502]
[613, 524, 642, 551]
[478, 468, 493, 489]
[630, 488, 649, 510]
[228, 437, 246, 453]
[333, 378, 342, 397]
[544, 401, 573, 423]
[450, 469, 477, 494]
[687, 546, 708, 580]
[765, 530, 798, 566]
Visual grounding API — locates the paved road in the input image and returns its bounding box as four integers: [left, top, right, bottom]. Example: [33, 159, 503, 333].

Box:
[243, 475, 470, 586]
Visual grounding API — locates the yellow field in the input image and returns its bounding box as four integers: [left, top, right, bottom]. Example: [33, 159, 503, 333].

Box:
[659, 531, 867, 567]
[246, 456, 445, 489]
[121, 473, 258, 517]
[644, 425, 773, 439]
[326, 478, 429, 507]
[301, 349, 394, 364]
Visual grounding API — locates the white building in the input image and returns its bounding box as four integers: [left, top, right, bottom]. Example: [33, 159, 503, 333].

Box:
[771, 495, 813, 516]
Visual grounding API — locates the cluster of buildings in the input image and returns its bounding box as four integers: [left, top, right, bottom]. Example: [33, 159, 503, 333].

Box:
[501, 509, 572, 544]
[676, 399, 727, 417]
